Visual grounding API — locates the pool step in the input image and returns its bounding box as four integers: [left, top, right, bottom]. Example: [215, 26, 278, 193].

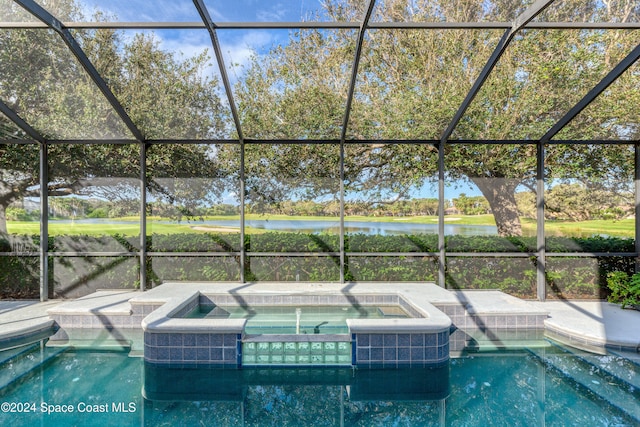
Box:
[0, 342, 40, 366]
[556, 344, 640, 391]
[0, 344, 66, 392]
[451, 328, 547, 354]
[128, 349, 144, 357]
[608, 348, 640, 368]
[47, 338, 131, 351]
[529, 345, 640, 423]
[461, 338, 549, 352]
[46, 327, 143, 356]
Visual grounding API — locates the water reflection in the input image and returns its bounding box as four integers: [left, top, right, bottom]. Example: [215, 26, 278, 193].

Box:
[144, 364, 450, 401]
[143, 365, 450, 425]
[48, 218, 499, 235]
[190, 219, 496, 236]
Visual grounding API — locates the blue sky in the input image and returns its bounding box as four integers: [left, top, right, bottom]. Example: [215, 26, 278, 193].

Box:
[77, 0, 331, 23]
[72, 1, 315, 90]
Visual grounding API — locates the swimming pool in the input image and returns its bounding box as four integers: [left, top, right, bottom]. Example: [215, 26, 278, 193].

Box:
[0, 339, 637, 426]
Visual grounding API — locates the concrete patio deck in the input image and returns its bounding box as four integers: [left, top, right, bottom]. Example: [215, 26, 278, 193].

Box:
[0, 300, 61, 346]
[0, 285, 639, 352]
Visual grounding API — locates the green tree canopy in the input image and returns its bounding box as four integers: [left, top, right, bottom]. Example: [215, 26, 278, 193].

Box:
[227, 0, 639, 235]
[0, 5, 230, 233]
[1, 0, 639, 237]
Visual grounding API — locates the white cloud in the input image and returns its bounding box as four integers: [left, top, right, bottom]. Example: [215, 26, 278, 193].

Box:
[75, 0, 328, 24]
[255, 2, 289, 21]
[157, 31, 212, 62]
[218, 30, 282, 82]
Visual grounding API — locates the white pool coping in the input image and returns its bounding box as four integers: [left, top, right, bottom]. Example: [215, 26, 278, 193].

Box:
[45, 290, 138, 315]
[136, 282, 452, 335]
[529, 300, 640, 350]
[0, 300, 60, 343]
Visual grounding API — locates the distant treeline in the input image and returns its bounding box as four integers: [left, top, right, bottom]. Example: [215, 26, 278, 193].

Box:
[9, 182, 631, 222]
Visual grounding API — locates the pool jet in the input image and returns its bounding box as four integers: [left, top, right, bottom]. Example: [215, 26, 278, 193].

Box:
[314, 322, 328, 334]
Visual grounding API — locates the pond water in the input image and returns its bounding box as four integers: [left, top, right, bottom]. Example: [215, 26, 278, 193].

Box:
[239, 219, 498, 236]
[0, 341, 637, 426]
[49, 218, 499, 236]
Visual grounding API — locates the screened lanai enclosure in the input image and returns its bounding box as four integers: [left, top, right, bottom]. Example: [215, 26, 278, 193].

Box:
[0, 0, 639, 301]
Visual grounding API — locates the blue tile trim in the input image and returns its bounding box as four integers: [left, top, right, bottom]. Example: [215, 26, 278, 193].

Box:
[370, 334, 383, 346]
[146, 330, 450, 368]
[351, 335, 356, 365]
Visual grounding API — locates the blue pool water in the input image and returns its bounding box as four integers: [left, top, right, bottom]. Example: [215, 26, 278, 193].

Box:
[0, 340, 638, 426]
[185, 305, 410, 334]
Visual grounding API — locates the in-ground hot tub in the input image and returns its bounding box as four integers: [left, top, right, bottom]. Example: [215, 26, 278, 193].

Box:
[137, 282, 451, 368]
[183, 303, 411, 334]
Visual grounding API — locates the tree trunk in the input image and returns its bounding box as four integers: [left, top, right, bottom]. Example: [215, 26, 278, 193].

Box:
[0, 200, 8, 235]
[471, 177, 523, 236]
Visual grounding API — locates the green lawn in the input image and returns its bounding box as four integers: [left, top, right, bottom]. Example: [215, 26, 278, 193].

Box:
[7, 221, 197, 236]
[543, 218, 635, 237]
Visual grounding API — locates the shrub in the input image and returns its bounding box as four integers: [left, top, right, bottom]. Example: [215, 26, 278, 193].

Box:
[607, 271, 640, 309]
[6, 207, 34, 221]
[86, 207, 109, 218]
[0, 233, 636, 299]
